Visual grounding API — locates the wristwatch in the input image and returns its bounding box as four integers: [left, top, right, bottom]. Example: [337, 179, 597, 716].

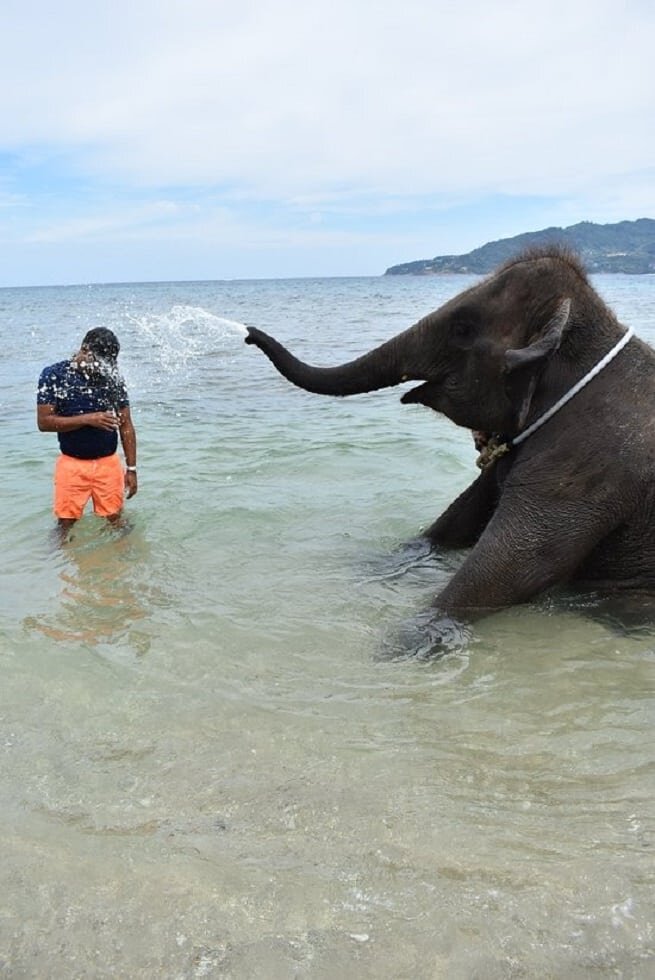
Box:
[126, 465, 137, 472]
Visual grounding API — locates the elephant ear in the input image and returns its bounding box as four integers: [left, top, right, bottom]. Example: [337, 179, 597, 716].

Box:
[503, 298, 572, 430]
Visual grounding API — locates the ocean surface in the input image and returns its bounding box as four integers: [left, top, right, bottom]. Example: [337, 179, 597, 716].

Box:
[1, 272, 654, 978]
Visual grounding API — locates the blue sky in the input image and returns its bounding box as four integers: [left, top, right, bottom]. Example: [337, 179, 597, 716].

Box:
[1, 0, 653, 286]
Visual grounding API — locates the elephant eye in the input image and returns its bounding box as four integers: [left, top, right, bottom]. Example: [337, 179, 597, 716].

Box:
[450, 320, 477, 347]
[450, 310, 480, 347]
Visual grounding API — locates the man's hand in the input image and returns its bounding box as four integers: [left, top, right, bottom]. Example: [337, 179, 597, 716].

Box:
[86, 411, 120, 431]
[124, 471, 138, 499]
[37, 405, 120, 433]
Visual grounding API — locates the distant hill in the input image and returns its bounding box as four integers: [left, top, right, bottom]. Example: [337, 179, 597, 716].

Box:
[384, 218, 655, 276]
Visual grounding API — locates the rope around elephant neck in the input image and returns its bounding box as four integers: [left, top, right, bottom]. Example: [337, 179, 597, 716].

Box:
[513, 326, 635, 446]
[477, 326, 635, 469]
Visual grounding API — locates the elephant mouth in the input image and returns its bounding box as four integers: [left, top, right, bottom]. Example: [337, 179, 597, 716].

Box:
[400, 381, 438, 408]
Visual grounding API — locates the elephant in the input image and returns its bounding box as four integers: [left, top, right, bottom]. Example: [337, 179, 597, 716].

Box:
[245, 247, 655, 650]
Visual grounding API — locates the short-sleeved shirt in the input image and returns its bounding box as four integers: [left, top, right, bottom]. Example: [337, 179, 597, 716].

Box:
[37, 360, 130, 459]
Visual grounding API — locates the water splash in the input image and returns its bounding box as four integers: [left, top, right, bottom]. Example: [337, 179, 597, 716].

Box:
[127, 305, 249, 375]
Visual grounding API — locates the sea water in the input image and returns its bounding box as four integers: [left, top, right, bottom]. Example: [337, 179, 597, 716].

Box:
[1, 273, 654, 977]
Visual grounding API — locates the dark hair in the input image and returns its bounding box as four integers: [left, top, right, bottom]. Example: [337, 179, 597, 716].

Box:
[82, 327, 120, 361]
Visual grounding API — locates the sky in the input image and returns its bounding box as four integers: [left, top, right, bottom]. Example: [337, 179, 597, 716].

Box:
[0, 0, 653, 287]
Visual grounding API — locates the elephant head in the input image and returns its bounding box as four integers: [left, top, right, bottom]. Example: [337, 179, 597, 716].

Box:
[245, 248, 601, 438]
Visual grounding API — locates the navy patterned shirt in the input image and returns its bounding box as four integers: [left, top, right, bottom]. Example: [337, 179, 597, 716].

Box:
[37, 360, 130, 459]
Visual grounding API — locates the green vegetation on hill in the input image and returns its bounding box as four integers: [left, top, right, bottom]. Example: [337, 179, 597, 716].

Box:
[385, 218, 655, 276]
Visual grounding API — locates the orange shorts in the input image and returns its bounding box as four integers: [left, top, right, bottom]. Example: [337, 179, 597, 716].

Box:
[54, 453, 124, 519]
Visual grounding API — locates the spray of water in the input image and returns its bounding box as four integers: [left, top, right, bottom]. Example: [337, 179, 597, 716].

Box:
[127, 305, 249, 376]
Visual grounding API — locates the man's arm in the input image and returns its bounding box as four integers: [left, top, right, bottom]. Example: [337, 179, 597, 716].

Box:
[37, 404, 120, 432]
[118, 406, 138, 499]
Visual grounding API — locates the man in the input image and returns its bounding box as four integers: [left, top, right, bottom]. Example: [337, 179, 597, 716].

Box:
[37, 327, 138, 537]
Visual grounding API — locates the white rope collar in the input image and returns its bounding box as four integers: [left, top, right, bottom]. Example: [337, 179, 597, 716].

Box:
[512, 326, 634, 446]
[477, 327, 635, 468]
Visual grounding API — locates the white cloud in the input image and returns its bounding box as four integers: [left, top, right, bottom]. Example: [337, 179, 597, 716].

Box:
[1, 0, 653, 199]
[0, 0, 653, 282]
[23, 200, 192, 243]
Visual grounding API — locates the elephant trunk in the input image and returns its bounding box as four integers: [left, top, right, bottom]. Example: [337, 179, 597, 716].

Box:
[245, 322, 425, 396]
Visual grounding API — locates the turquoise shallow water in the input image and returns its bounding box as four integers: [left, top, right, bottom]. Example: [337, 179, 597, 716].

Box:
[1, 274, 655, 977]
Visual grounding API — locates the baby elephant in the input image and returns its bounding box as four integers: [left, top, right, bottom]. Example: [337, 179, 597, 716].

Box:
[246, 247, 655, 643]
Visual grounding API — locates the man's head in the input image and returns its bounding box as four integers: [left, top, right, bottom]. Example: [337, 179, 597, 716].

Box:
[81, 327, 120, 363]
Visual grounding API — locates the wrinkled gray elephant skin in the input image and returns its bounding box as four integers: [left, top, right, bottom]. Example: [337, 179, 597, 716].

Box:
[245, 247, 655, 641]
